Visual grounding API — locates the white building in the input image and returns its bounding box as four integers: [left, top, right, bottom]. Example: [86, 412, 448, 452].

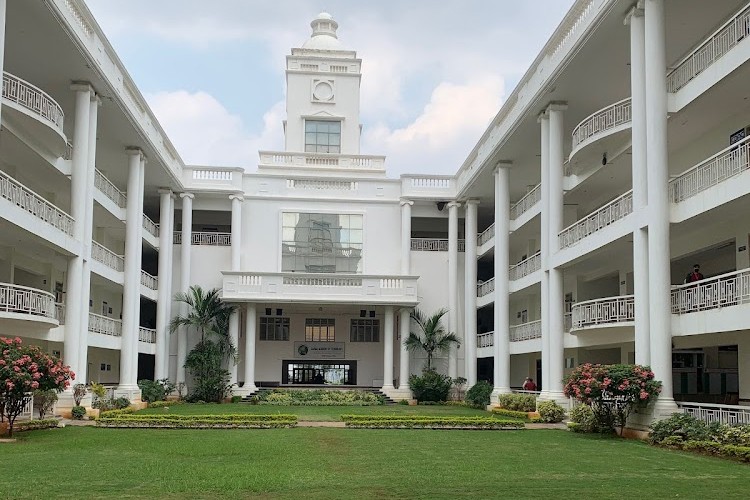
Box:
[2, 1, 750, 416]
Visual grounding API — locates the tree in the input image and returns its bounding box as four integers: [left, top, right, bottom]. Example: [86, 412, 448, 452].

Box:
[404, 308, 460, 371]
[169, 286, 237, 402]
[0, 337, 73, 437]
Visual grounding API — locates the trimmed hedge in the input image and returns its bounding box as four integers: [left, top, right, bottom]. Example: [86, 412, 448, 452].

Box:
[98, 407, 136, 418]
[340, 415, 524, 429]
[253, 389, 384, 406]
[657, 439, 750, 463]
[96, 414, 297, 429]
[148, 400, 186, 408]
[491, 408, 530, 420]
[13, 419, 60, 432]
[497, 394, 536, 412]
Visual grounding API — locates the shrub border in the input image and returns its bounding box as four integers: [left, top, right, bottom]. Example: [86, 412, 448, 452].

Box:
[96, 414, 297, 429]
[340, 415, 524, 430]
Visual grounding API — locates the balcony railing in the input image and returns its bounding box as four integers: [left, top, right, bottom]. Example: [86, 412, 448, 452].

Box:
[259, 151, 386, 171]
[410, 238, 466, 252]
[669, 135, 750, 203]
[55, 303, 65, 325]
[173, 231, 232, 246]
[510, 184, 542, 220]
[510, 320, 542, 342]
[140, 271, 158, 291]
[88, 312, 122, 337]
[139, 327, 156, 343]
[571, 98, 632, 150]
[142, 215, 160, 238]
[670, 268, 750, 314]
[509, 252, 541, 281]
[0, 283, 56, 320]
[477, 331, 494, 348]
[94, 169, 127, 208]
[477, 278, 495, 298]
[2, 71, 65, 135]
[558, 190, 633, 249]
[571, 295, 635, 329]
[667, 3, 750, 93]
[677, 401, 750, 425]
[91, 241, 124, 272]
[477, 225, 495, 246]
[0, 169, 74, 236]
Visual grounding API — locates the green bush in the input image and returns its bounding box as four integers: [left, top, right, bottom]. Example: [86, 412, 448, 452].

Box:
[497, 393, 536, 412]
[96, 413, 296, 428]
[409, 370, 452, 402]
[231, 396, 243, 403]
[398, 399, 410, 405]
[340, 415, 523, 429]
[569, 404, 597, 432]
[14, 419, 60, 432]
[465, 381, 493, 408]
[491, 408, 529, 420]
[71, 406, 87, 420]
[255, 389, 383, 406]
[148, 400, 186, 408]
[537, 401, 565, 423]
[717, 424, 750, 446]
[648, 413, 721, 444]
[99, 407, 136, 417]
[138, 379, 176, 403]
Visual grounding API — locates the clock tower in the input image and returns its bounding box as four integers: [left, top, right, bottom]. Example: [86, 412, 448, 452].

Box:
[285, 13, 363, 155]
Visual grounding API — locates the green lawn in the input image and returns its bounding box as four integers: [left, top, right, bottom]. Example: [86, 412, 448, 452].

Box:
[137, 402, 499, 421]
[2, 427, 749, 499]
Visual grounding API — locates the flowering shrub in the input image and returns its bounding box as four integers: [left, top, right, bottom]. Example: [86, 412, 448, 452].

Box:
[0, 337, 74, 436]
[563, 363, 661, 433]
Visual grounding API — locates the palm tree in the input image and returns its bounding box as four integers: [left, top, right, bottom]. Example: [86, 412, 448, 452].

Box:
[404, 308, 460, 371]
[169, 285, 236, 346]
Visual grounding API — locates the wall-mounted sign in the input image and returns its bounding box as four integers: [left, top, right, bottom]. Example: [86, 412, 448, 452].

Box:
[739, 246, 747, 252]
[294, 342, 345, 359]
[730, 126, 749, 145]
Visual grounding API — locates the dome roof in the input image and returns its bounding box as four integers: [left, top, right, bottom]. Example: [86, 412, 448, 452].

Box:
[301, 12, 344, 50]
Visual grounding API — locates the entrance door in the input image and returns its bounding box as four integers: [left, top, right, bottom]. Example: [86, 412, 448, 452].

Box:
[283, 360, 357, 385]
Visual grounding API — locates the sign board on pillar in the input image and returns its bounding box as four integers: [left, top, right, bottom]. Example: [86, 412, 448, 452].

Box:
[294, 342, 345, 359]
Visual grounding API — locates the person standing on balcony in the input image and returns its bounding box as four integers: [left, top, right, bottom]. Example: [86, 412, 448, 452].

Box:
[523, 377, 537, 391]
[684, 264, 704, 284]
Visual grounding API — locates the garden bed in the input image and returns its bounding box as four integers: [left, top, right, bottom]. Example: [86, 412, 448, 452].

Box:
[96, 414, 297, 429]
[250, 389, 384, 406]
[340, 415, 524, 430]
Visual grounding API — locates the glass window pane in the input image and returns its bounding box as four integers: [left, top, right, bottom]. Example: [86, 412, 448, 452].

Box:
[329, 134, 340, 146]
[349, 229, 362, 244]
[329, 121, 341, 132]
[305, 133, 317, 145]
[317, 133, 328, 145]
[305, 121, 317, 133]
[350, 215, 363, 229]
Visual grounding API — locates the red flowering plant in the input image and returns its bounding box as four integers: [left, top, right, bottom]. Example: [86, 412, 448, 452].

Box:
[563, 363, 661, 433]
[0, 337, 74, 437]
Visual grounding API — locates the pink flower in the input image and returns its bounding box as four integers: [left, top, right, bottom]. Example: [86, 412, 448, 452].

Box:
[30, 381, 39, 389]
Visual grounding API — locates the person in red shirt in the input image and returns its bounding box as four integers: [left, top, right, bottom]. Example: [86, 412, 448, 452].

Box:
[522, 377, 537, 391]
[684, 264, 704, 284]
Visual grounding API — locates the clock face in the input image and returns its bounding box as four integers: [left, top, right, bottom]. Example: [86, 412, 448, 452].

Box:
[313, 81, 334, 101]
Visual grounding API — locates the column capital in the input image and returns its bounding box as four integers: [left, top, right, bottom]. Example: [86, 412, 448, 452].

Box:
[464, 199, 480, 206]
[229, 193, 245, 202]
[537, 109, 549, 123]
[399, 199, 414, 207]
[158, 188, 173, 196]
[545, 101, 568, 113]
[494, 161, 512, 173]
[447, 201, 462, 209]
[125, 147, 143, 159]
[70, 81, 94, 94]
[90, 93, 102, 106]
[624, 3, 644, 25]
[179, 192, 195, 200]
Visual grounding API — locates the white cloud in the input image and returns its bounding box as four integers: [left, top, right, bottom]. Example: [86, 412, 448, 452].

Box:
[145, 90, 284, 168]
[364, 77, 505, 176]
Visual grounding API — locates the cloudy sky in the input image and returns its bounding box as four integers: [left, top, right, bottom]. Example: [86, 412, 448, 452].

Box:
[85, 0, 575, 177]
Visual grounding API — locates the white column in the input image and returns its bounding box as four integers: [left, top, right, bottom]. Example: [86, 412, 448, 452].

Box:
[382, 306, 395, 391]
[155, 189, 174, 380]
[228, 194, 243, 387]
[628, 5, 651, 367]
[538, 111, 550, 396]
[447, 201, 461, 379]
[493, 164, 511, 396]
[166, 193, 176, 380]
[464, 200, 479, 386]
[63, 84, 91, 381]
[739, 337, 750, 404]
[0, 1, 6, 128]
[400, 200, 413, 274]
[118, 148, 144, 393]
[177, 192, 194, 384]
[242, 303, 258, 393]
[645, 0, 676, 412]
[547, 103, 567, 400]
[77, 92, 99, 383]
[398, 308, 411, 391]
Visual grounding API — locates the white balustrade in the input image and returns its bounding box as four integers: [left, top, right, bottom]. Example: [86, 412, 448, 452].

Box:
[287, 179, 358, 191]
[510, 184, 542, 220]
[409, 177, 452, 189]
[55, 303, 65, 325]
[19, 393, 34, 421]
[139, 327, 156, 343]
[259, 151, 385, 171]
[667, 4, 750, 93]
[140, 270, 158, 290]
[88, 312, 122, 337]
[571, 295, 635, 329]
[172, 231, 231, 246]
[142, 215, 160, 238]
[558, 190, 633, 249]
[2, 72, 65, 135]
[283, 276, 362, 287]
[91, 241, 124, 272]
[477, 224, 495, 246]
[410, 238, 466, 252]
[0, 283, 56, 320]
[670, 268, 750, 314]
[510, 320, 542, 342]
[477, 331, 494, 348]
[192, 169, 233, 181]
[509, 252, 542, 281]
[677, 401, 750, 425]
[669, 136, 750, 203]
[571, 98, 632, 150]
[477, 278, 495, 298]
[0, 169, 74, 236]
[94, 169, 127, 208]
